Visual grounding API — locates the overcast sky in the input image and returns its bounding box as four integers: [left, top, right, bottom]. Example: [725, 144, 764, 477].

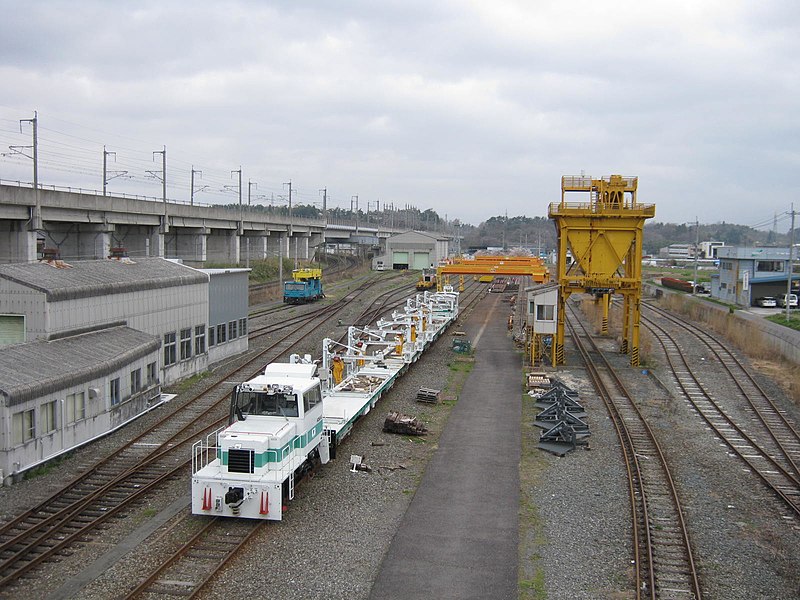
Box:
[0, 0, 798, 230]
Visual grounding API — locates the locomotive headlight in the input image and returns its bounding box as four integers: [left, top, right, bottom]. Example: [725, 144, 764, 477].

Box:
[225, 486, 244, 505]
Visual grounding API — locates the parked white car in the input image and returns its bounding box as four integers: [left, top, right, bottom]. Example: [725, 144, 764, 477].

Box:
[754, 296, 777, 308]
[776, 293, 798, 308]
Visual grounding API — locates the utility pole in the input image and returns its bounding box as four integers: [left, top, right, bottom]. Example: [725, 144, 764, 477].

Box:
[283, 180, 293, 230]
[283, 180, 293, 267]
[18, 112, 40, 230]
[102, 146, 113, 196]
[231, 167, 242, 229]
[319, 187, 327, 223]
[102, 146, 128, 197]
[693, 217, 699, 295]
[147, 147, 167, 211]
[351, 195, 359, 234]
[786, 204, 796, 321]
[248, 180, 257, 206]
[190, 166, 203, 206]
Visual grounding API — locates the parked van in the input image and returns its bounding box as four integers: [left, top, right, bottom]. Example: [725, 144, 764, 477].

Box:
[776, 293, 798, 308]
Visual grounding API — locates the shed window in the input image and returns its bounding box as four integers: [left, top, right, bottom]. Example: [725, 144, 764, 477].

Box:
[12, 409, 35, 445]
[180, 328, 192, 360]
[239, 318, 248, 336]
[208, 326, 216, 347]
[110, 377, 121, 406]
[131, 368, 142, 393]
[536, 304, 555, 321]
[67, 392, 86, 423]
[146, 362, 157, 385]
[164, 332, 177, 366]
[41, 401, 57, 433]
[228, 320, 238, 340]
[195, 325, 206, 354]
[217, 324, 227, 344]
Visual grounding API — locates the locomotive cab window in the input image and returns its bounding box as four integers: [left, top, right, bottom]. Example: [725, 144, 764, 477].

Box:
[232, 390, 300, 421]
[304, 386, 322, 412]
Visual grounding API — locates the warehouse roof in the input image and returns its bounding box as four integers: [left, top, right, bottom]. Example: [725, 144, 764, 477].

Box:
[0, 257, 208, 302]
[0, 325, 160, 407]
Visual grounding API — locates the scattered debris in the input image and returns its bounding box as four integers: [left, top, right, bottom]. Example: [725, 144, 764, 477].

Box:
[416, 388, 441, 403]
[349, 455, 372, 472]
[451, 338, 471, 353]
[378, 464, 408, 471]
[370, 441, 385, 447]
[383, 411, 428, 436]
[527, 372, 551, 390]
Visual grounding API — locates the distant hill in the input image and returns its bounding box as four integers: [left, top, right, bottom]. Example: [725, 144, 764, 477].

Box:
[459, 216, 794, 256]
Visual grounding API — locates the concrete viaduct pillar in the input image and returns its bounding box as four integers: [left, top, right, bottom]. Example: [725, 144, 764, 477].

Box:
[206, 229, 240, 264]
[242, 233, 268, 264]
[0, 221, 37, 262]
[40, 223, 113, 260]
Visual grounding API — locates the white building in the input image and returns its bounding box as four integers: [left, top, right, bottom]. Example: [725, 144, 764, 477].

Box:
[0, 257, 210, 384]
[0, 325, 161, 481]
[0, 257, 251, 481]
[525, 283, 559, 365]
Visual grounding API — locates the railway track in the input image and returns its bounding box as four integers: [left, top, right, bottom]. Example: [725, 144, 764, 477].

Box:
[637, 302, 800, 518]
[0, 275, 413, 593]
[119, 279, 487, 599]
[567, 304, 702, 599]
[122, 515, 260, 600]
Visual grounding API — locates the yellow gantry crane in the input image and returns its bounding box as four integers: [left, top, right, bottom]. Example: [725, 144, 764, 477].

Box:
[548, 175, 655, 366]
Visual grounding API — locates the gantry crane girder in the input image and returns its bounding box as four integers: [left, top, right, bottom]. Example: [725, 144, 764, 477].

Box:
[437, 256, 549, 291]
[548, 175, 655, 367]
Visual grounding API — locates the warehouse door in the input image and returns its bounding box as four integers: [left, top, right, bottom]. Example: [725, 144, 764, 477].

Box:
[0, 315, 25, 346]
[392, 251, 409, 270]
[412, 252, 430, 270]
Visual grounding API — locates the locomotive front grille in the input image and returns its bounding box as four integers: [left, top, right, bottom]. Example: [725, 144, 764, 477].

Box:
[227, 448, 255, 473]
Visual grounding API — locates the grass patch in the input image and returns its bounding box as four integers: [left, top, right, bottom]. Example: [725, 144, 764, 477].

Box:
[520, 387, 550, 599]
[24, 453, 71, 480]
[436, 356, 475, 405]
[520, 571, 547, 599]
[766, 313, 800, 331]
[168, 370, 213, 394]
[142, 508, 158, 518]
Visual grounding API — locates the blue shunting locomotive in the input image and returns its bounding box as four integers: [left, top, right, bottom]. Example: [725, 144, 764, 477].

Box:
[283, 268, 324, 304]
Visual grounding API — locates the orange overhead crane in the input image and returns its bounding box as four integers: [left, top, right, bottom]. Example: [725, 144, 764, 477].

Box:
[548, 174, 655, 367]
[437, 256, 549, 291]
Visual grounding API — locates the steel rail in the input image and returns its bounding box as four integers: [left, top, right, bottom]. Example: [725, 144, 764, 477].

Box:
[641, 302, 800, 477]
[633, 305, 800, 517]
[567, 304, 701, 599]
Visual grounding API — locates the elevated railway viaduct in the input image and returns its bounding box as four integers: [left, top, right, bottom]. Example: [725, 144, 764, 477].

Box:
[0, 183, 399, 265]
